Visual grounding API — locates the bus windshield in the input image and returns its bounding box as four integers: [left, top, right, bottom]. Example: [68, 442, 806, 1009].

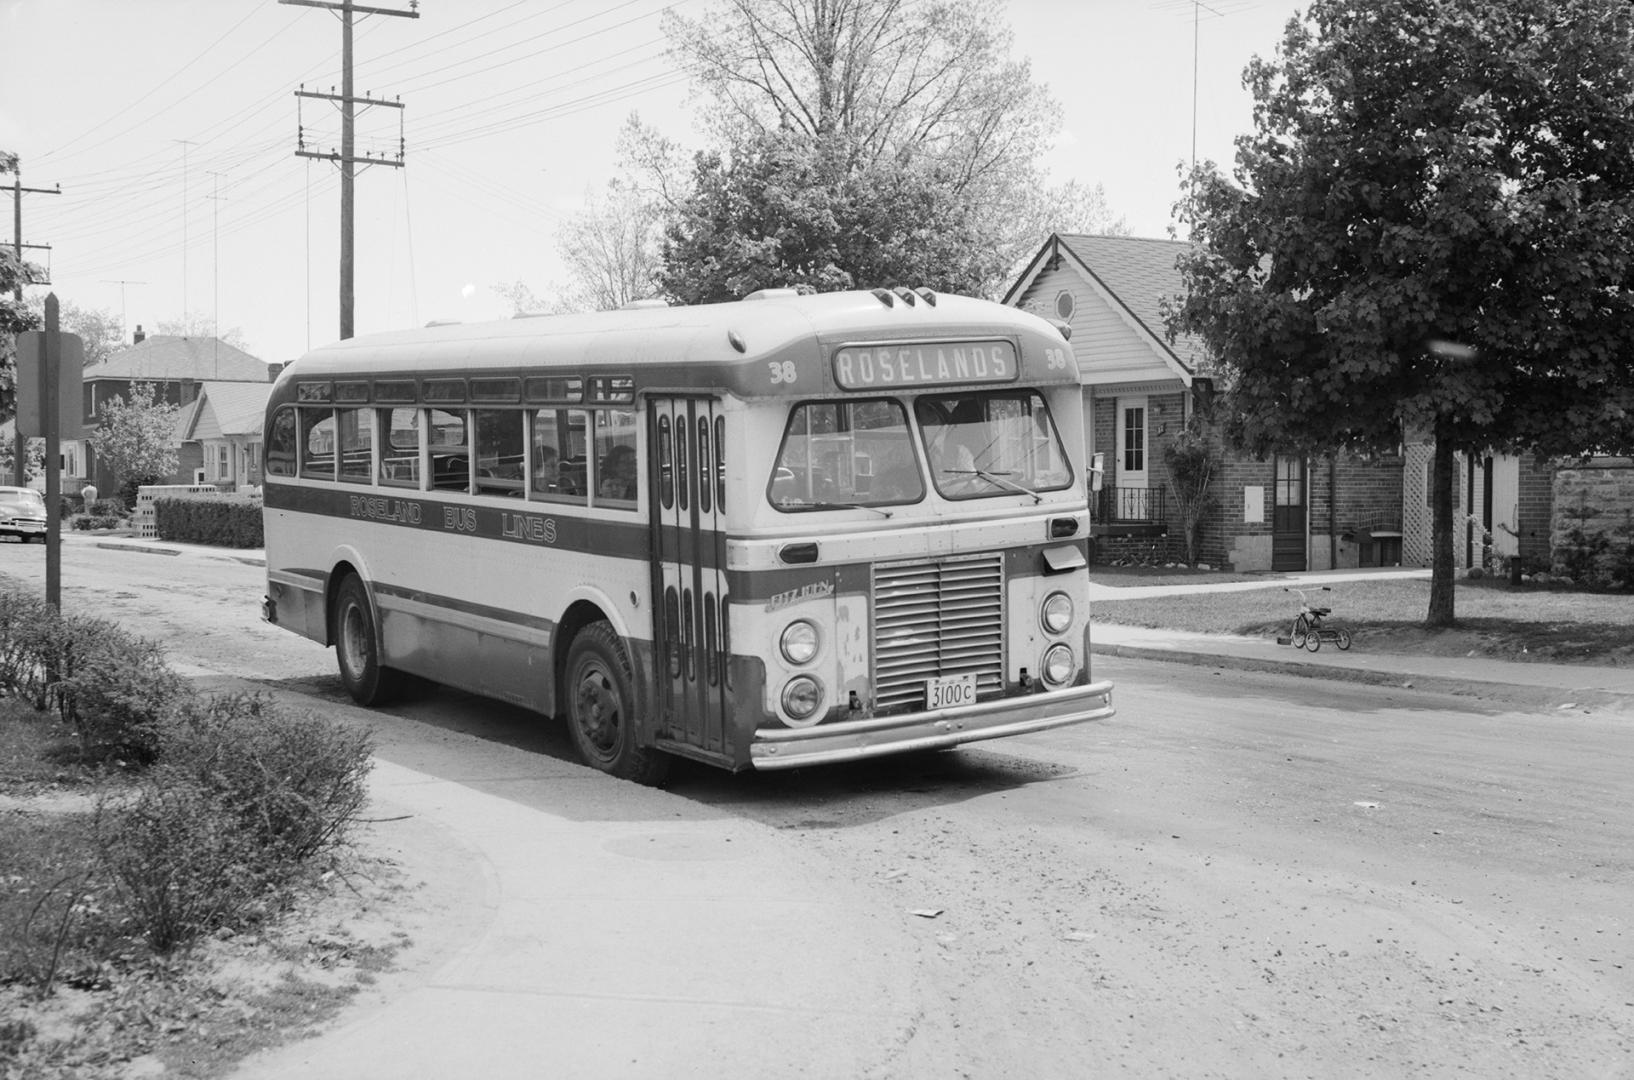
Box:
[916, 390, 1074, 500]
[769, 391, 1073, 510]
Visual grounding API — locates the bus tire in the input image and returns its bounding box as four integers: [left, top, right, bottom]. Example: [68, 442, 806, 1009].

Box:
[332, 574, 404, 706]
[564, 621, 669, 786]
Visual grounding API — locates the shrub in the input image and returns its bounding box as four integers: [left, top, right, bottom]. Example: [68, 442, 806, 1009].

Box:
[71, 514, 125, 531]
[0, 590, 50, 693]
[95, 782, 267, 953]
[97, 694, 374, 952]
[163, 693, 374, 865]
[53, 623, 190, 763]
[153, 495, 263, 548]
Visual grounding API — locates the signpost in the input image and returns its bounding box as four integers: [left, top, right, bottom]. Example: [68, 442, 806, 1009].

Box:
[15, 293, 83, 609]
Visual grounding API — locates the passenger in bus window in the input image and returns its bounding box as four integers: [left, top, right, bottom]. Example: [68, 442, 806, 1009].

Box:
[599, 444, 637, 500]
[534, 446, 572, 494]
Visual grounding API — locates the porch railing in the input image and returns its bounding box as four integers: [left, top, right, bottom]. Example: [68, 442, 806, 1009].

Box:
[1093, 486, 1168, 525]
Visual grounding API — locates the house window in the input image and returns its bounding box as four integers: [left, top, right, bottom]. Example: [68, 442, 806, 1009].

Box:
[1121, 406, 1146, 473]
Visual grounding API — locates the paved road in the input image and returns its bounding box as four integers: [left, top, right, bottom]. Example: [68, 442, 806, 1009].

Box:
[2, 538, 1630, 1078]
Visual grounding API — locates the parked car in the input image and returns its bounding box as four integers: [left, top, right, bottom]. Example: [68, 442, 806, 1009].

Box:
[0, 486, 48, 542]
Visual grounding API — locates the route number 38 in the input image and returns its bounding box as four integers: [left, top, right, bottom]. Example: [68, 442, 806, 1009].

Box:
[1043, 347, 1072, 370]
[768, 360, 798, 384]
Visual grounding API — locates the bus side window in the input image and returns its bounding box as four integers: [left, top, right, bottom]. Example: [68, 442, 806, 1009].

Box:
[428, 408, 470, 491]
[266, 406, 297, 477]
[473, 409, 524, 496]
[529, 408, 587, 505]
[379, 407, 420, 487]
[593, 408, 638, 508]
[337, 408, 373, 484]
[300, 408, 336, 481]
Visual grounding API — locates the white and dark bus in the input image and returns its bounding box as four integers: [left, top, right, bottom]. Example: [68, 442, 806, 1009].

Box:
[261, 288, 1114, 783]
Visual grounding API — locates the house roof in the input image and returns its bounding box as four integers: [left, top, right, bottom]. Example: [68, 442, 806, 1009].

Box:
[95, 336, 271, 384]
[1056, 234, 1211, 374]
[181, 381, 271, 440]
[1004, 233, 1212, 379]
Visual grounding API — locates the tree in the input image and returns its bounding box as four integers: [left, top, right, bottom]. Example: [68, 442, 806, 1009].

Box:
[87, 382, 180, 501]
[1168, 0, 1634, 626]
[1, 150, 43, 425]
[24, 298, 125, 367]
[556, 180, 665, 312]
[651, 0, 1125, 300]
[154, 314, 248, 352]
[1162, 422, 1219, 568]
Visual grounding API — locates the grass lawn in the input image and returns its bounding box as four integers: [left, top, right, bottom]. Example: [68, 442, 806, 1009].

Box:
[1090, 574, 1634, 665]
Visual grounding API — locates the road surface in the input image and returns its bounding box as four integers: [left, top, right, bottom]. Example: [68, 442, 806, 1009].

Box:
[4, 538, 1630, 1078]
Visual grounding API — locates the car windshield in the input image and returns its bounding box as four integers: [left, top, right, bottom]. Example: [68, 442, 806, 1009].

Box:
[0, 491, 45, 512]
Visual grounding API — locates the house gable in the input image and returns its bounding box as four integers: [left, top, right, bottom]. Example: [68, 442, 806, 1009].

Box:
[1005, 234, 1197, 389]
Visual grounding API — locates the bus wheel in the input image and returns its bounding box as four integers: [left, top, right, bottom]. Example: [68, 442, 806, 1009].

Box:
[564, 621, 669, 785]
[332, 575, 402, 706]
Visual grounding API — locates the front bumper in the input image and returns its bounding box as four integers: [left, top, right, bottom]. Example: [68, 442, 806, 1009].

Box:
[749, 679, 1115, 770]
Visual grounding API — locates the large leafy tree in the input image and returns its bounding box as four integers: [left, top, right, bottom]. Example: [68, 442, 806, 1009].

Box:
[87, 382, 180, 496]
[662, 129, 1015, 302]
[1, 151, 43, 425]
[652, 0, 1124, 300]
[1169, 0, 1634, 626]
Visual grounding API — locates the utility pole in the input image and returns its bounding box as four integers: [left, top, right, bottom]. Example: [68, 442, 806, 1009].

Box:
[206, 171, 227, 376]
[7, 157, 62, 486]
[283, 0, 417, 341]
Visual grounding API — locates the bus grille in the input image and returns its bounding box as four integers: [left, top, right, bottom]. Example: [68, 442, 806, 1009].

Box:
[872, 554, 1005, 712]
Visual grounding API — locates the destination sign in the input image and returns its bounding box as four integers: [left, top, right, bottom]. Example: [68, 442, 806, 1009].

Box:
[832, 340, 1018, 391]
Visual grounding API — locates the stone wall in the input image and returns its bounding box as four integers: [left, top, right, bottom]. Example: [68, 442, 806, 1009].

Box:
[1550, 459, 1634, 588]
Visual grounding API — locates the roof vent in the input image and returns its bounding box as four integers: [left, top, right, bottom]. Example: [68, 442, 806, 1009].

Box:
[621, 298, 669, 310]
[893, 287, 917, 306]
[871, 288, 895, 307]
[916, 288, 937, 306]
[742, 288, 800, 301]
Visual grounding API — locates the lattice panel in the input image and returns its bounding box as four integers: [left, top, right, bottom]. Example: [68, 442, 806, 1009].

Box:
[1402, 444, 1434, 567]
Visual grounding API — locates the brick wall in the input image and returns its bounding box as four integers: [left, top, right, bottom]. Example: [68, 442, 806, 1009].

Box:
[1550, 459, 1634, 588]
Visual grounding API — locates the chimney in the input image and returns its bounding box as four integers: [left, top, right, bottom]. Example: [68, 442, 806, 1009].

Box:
[133, 324, 145, 344]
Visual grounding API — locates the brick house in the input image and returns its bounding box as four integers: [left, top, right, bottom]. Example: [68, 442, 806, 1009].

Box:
[67, 328, 275, 495]
[177, 381, 273, 490]
[1004, 233, 1405, 572]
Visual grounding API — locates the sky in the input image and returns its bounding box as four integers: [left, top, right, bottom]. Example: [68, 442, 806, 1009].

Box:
[0, 0, 1303, 365]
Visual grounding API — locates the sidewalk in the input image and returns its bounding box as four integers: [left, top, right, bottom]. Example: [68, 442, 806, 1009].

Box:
[1089, 568, 1634, 713]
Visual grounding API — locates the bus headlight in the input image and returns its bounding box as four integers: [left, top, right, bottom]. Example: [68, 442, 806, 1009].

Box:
[1041, 591, 1074, 635]
[781, 676, 825, 726]
[779, 619, 820, 665]
[1041, 644, 1074, 686]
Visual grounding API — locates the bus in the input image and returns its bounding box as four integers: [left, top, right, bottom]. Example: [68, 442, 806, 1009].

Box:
[261, 288, 1114, 783]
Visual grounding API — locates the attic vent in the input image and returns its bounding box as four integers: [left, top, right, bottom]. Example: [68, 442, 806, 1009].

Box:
[1055, 290, 1075, 321]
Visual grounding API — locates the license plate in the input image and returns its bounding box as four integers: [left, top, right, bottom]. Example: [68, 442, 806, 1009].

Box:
[926, 673, 976, 710]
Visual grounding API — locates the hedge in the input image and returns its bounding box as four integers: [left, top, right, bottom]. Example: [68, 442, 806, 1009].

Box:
[153, 494, 264, 548]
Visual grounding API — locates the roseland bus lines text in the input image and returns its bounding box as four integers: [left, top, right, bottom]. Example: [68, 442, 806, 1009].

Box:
[348, 496, 557, 545]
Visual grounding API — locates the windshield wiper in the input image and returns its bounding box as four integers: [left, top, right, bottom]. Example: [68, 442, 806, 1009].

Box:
[819, 500, 895, 518]
[943, 468, 1042, 503]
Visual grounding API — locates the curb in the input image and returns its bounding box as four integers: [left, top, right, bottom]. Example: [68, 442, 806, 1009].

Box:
[1090, 641, 1634, 713]
[91, 539, 266, 567]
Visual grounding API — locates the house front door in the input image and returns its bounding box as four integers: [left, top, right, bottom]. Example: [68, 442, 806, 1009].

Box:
[1273, 454, 1307, 572]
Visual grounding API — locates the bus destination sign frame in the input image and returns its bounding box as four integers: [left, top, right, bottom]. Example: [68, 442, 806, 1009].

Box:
[832, 339, 1019, 391]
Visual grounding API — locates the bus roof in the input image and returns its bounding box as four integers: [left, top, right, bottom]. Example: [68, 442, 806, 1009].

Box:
[271, 289, 1081, 407]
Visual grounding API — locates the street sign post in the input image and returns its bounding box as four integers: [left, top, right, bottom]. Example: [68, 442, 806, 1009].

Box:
[14, 294, 80, 608]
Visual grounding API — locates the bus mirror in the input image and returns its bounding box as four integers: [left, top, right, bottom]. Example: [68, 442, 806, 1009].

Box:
[1089, 452, 1105, 493]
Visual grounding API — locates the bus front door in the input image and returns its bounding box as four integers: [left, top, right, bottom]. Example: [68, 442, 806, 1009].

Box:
[649, 397, 732, 764]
